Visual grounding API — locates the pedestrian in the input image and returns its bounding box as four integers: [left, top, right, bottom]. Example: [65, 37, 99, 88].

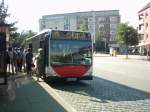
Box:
[36, 48, 45, 81]
[26, 48, 33, 75]
[16, 48, 23, 72]
[13, 47, 18, 74]
[110, 47, 113, 56]
[7, 47, 15, 74]
[23, 49, 27, 72]
[6, 49, 10, 73]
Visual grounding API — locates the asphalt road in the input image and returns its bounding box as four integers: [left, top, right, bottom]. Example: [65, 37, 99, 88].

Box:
[94, 55, 150, 93]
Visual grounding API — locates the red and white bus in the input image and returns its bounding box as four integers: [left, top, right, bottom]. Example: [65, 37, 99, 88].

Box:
[26, 29, 93, 81]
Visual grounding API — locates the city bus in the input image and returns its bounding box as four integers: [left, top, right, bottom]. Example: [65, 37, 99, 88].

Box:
[25, 29, 93, 81]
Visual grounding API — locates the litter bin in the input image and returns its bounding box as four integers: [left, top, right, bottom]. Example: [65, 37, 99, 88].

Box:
[113, 50, 117, 56]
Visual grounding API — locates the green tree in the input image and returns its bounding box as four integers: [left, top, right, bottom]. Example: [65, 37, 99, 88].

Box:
[20, 30, 37, 46]
[0, 0, 18, 44]
[10, 31, 20, 44]
[116, 23, 138, 58]
[78, 22, 86, 31]
[10, 30, 36, 47]
[0, 0, 9, 24]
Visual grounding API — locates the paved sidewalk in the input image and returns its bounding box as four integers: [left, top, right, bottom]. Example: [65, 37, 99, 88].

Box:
[0, 73, 74, 112]
[94, 53, 148, 61]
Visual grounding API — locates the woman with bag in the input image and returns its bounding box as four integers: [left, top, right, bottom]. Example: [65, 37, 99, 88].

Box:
[36, 48, 45, 81]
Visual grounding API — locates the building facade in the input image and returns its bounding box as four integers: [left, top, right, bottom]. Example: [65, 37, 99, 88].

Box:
[39, 10, 120, 52]
[138, 2, 150, 56]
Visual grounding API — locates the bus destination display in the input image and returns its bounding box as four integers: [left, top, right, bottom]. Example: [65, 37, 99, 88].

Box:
[51, 31, 91, 40]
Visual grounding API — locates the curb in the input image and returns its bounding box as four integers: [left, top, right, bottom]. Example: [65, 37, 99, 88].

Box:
[32, 77, 77, 112]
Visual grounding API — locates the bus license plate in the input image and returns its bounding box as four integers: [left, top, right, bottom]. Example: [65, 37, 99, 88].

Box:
[66, 78, 77, 81]
[0, 78, 4, 83]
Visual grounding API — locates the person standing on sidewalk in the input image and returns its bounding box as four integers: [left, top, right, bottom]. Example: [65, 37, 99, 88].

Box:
[13, 48, 18, 75]
[109, 47, 113, 56]
[147, 49, 150, 61]
[23, 49, 27, 72]
[26, 48, 33, 75]
[16, 48, 23, 72]
[36, 48, 45, 81]
[7, 47, 15, 74]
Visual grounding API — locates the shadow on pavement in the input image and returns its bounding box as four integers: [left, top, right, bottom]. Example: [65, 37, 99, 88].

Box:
[0, 75, 66, 112]
[49, 76, 150, 103]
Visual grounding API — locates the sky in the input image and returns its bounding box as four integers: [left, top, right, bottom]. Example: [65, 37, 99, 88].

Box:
[5, 0, 149, 32]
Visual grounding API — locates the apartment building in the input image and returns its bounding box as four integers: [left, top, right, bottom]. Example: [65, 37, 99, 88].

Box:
[138, 2, 150, 56]
[39, 10, 120, 52]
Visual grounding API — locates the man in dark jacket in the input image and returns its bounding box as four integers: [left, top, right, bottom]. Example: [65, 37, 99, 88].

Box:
[26, 48, 33, 75]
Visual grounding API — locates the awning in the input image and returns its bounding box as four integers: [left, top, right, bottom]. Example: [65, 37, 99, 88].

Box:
[138, 42, 150, 46]
[108, 44, 119, 47]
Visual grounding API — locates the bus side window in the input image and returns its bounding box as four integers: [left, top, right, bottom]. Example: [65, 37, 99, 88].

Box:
[40, 41, 45, 48]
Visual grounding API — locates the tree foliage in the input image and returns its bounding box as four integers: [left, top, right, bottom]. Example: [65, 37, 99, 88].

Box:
[78, 22, 87, 31]
[116, 23, 138, 46]
[0, 0, 9, 24]
[0, 0, 18, 45]
[20, 30, 37, 46]
[11, 30, 37, 47]
[0, 0, 17, 28]
[116, 23, 139, 57]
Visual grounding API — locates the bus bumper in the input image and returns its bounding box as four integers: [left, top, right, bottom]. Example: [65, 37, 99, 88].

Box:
[77, 76, 93, 80]
[47, 75, 93, 81]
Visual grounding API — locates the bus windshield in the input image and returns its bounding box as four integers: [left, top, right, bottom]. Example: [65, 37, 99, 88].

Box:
[50, 40, 92, 65]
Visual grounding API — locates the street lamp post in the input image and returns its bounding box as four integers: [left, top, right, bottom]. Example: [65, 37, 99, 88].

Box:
[91, 10, 96, 52]
[124, 29, 128, 59]
[105, 38, 107, 53]
[92, 10, 96, 44]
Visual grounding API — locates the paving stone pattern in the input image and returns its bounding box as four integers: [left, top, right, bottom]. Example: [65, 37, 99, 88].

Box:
[50, 77, 150, 112]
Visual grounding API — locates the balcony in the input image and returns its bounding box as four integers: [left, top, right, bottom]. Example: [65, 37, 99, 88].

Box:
[138, 25, 144, 34]
[138, 13, 144, 20]
[138, 34, 144, 43]
[138, 19, 144, 26]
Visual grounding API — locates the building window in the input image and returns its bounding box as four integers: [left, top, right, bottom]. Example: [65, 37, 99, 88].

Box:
[88, 25, 93, 30]
[99, 24, 104, 28]
[98, 17, 106, 22]
[110, 24, 117, 29]
[64, 18, 70, 30]
[145, 12, 148, 18]
[146, 34, 148, 39]
[110, 36, 115, 41]
[110, 16, 117, 22]
[139, 25, 141, 30]
[88, 18, 93, 22]
[110, 31, 115, 35]
[145, 23, 148, 28]
[42, 25, 46, 29]
[139, 13, 144, 20]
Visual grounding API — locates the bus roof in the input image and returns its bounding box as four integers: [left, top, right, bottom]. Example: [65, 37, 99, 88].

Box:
[26, 29, 51, 41]
[40, 29, 91, 34]
[26, 29, 91, 41]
